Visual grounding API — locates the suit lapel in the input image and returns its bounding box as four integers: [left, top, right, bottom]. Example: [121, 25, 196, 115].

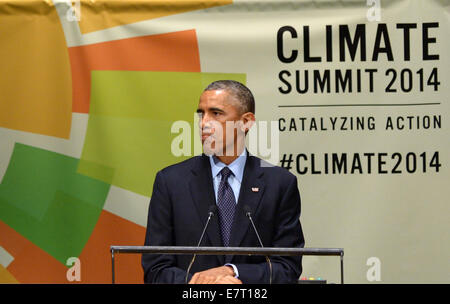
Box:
[188, 155, 224, 264]
[228, 155, 265, 251]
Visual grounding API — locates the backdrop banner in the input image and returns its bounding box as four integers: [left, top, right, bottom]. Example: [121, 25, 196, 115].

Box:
[0, 0, 448, 283]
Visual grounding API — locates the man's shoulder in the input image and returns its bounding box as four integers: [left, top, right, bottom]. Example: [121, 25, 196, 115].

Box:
[249, 155, 297, 182]
[158, 155, 205, 176]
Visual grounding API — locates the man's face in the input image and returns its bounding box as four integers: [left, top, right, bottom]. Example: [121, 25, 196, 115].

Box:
[196, 90, 247, 156]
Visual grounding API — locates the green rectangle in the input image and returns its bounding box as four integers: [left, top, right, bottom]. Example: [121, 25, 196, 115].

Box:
[0, 143, 110, 265]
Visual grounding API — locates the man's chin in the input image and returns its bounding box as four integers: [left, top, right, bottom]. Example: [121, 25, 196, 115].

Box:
[202, 141, 217, 156]
[203, 150, 214, 156]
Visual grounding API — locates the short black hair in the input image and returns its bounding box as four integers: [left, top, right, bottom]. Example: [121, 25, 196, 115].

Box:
[204, 80, 255, 114]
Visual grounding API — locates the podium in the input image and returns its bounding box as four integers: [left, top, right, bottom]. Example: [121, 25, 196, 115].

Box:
[109, 246, 344, 284]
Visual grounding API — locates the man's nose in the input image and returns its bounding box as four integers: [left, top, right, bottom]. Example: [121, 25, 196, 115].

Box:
[200, 113, 213, 131]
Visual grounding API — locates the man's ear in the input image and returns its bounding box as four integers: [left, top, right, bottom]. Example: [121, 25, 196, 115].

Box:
[240, 112, 255, 133]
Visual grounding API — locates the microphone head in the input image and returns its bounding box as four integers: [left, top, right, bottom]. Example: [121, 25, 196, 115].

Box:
[208, 204, 217, 216]
[243, 205, 251, 217]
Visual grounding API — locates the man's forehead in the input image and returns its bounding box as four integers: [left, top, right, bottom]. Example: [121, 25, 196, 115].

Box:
[199, 89, 240, 106]
[206, 89, 226, 96]
[199, 90, 228, 106]
[200, 89, 228, 101]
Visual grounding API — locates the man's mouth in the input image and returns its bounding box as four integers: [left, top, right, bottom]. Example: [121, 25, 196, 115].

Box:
[201, 133, 213, 141]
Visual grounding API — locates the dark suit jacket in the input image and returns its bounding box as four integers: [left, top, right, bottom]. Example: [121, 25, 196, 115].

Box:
[142, 153, 305, 284]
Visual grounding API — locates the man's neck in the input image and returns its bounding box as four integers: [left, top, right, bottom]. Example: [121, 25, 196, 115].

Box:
[215, 145, 245, 165]
[216, 155, 238, 165]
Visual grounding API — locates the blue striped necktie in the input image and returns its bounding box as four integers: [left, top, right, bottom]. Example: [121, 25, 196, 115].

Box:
[217, 167, 236, 247]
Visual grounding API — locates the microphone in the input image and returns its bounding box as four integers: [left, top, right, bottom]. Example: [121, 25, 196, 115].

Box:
[244, 205, 273, 284]
[185, 204, 217, 284]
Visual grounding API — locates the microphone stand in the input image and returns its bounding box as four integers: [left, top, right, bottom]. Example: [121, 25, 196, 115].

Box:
[185, 207, 216, 284]
[244, 206, 273, 284]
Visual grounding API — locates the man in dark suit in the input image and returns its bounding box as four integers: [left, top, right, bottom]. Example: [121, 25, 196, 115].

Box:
[142, 80, 304, 284]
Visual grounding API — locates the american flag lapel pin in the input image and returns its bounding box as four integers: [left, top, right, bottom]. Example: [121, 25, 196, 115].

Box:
[251, 187, 259, 192]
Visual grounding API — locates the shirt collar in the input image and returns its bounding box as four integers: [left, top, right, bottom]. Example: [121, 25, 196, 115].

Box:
[209, 149, 247, 183]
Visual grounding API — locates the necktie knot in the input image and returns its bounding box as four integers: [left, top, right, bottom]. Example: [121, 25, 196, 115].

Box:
[220, 167, 233, 181]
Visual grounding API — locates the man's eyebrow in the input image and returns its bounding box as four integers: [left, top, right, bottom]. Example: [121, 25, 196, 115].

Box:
[196, 107, 225, 113]
[209, 107, 225, 113]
